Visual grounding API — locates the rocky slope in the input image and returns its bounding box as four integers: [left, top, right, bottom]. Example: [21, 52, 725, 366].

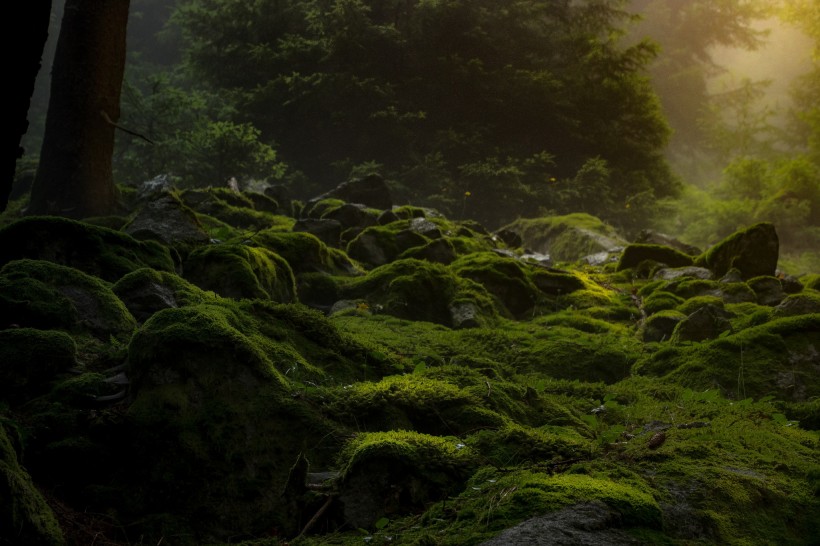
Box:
[1, 177, 818, 545]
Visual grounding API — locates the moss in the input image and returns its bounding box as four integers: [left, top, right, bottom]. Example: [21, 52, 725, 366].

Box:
[302, 198, 346, 219]
[634, 314, 820, 400]
[803, 274, 820, 291]
[254, 229, 362, 276]
[503, 213, 625, 263]
[183, 244, 296, 303]
[339, 259, 498, 327]
[642, 291, 684, 315]
[0, 426, 65, 546]
[725, 302, 773, 332]
[696, 222, 779, 279]
[0, 259, 137, 338]
[0, 329, 76, 405]
[112, 268, 214, 322]
[0, 216, 174, 281]
[180, 188, 293, 230]
[617, 244, 694, 272]
[346, 222, 429, 267]
[451, 253, 540, 317]
[676, 295, 725, 315]
[466, 424, 592, 467]
[533, 311, 623, 334]
[640, 310, 686, 343]
[772, 291, 820, 317]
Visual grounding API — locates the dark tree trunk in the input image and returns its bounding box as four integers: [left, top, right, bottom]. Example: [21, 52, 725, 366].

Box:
[28, 0, 130, 218]
[4, 1, 53, 212]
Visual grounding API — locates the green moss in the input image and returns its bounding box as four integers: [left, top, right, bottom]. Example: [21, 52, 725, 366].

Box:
[676, 295, 725, 315]
[303, 198, 346, 218]
[183, 244, 296, 303]
[0, 425, 65, 545]
[0, 216, 174, 281]
[533, 311, 624, 334]
[466, 423, 592, 467]
[634, 314, 820, 400]
[112, 268, 213, 314]
[617, 244, 694, 271]
[451, 253, 540, 317]
[803, 274, 820, 291]
[503, 214, 625, 263]
[724, 302, 773, 331]
[642, 291, 684, 315]
[254, 229, 362, 276]
[640, 309, 686, 343]
[0, 259, 137, 338]
[180, 188, 294, 230]
[696, 222, 779, 279]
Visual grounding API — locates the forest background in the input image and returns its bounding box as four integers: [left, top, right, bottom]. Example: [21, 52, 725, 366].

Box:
[16, 0, 820, 272]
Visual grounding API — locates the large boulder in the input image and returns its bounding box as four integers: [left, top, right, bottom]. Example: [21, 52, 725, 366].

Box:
[0, 216, 174, 282]
[0, 259, 137, 338]
[502, 214, 626, 263]
[451, 252, 540, 317]
[183, 244, 296, 303]
[696, 223, 779, 280]
[125, 194, 210, 249]
[617, 244, 694, 272]
[113, 268, 213, 322]
[254, 230, 362, 276]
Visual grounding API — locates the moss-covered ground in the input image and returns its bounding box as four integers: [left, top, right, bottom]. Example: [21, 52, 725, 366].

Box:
[0, 192, 817, 546]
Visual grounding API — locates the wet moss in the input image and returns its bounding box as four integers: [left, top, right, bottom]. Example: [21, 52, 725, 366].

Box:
[642, 291, 684, 315]
[254, 229, 362, 276]
[184, 244, 297, 303]
[0, 216, 174, 281]
[676, 295, 724, 315]
[503, 213, 625, 263]
[451, 253, 540, 317]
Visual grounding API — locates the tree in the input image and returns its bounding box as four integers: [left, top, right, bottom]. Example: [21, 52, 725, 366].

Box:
[4, 2, 53, 212]
[28, 0, 131, 218]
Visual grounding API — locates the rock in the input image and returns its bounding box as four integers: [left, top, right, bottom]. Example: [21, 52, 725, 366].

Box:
[747, 276, 786, 306]
[0, 216, 174, 282]
[719, 268, 745, 283]
[113, 268, 211, 322]
[293, 218, 343, 247]
[503, 213, 626, 263]
[479, 501, 640, 546]
[641, 311, 686, 343]
[321, 203, 378, 231]
[773, 292, 820, 317]
[183, 244, 296, 303]
[347, 225, 428, 268]
[494, 228, 523, 248]
[530, 269, 586, 296]
[309, 173, 392, 210]
[449, 301, 481, 329]
[245, 190, 280, 214]
[264, 184, 292, 212]
[654, 266, 713, 281]
[125, 194, 210, 249]
[451, 253, 539, 317]
[0, 259, 137, 338]
[409, 217, 442, 238]
[697, 223, 779, 279]
[617, 244, 694, 272]
[254, 230, 362, 276]
[402, 238, 458, 264]
[671, 305, 733, 343]
[134, 174, 173, 202]
[635, 229, 701, 256]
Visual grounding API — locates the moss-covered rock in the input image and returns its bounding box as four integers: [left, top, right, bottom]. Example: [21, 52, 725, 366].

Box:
[451, 253, 540, 317]
[634, 314, 820, 400]
[642, 290, 685, 315]
[772, 291, 820, 317]
[747, 275, 786, 306]
[346, 222, 429, 267]
[0, 260, 137, 338]
[339, 259, 499, 327]
[0, 216, 174, 282]
[112, 268, 213, 322]
[696, 223, 779, 279]
[503, 214, 626, 263]
[670, 304, 733, 343]
[0, 329, 76, 405]
[125, 194, 210, 250]
[337, 430, 477, 528]
[254, 229, 362, 276]
[0, 424, 65, 546]
[640, 310, 686, 343]
[183, 244, 296, 303]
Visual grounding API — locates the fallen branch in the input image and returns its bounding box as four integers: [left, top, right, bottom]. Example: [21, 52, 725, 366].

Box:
[295, 495, 334, 541]
[100, 110, 155, 144]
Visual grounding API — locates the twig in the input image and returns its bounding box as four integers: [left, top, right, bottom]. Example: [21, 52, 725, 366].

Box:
[295, 495, 334, 541]
[100, 110, 155, 144]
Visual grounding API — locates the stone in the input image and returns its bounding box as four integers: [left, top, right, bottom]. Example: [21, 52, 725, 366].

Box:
[617, 244, 694, 272]
[654, 267, 713, 281]
[125, 194, 210, 249]
[747, 276, 785, 306]
[321, 203, 378, 230]
[671, 305, 733, 343]
[309, 173, 392, 210]
[641, 312, 686, 343]
[697, 223, 779, 279]
[449, 301, 481, 329]
[635, 229, 701, 256]
[293, 218, 343, 247]
[773, 293, 820, 317]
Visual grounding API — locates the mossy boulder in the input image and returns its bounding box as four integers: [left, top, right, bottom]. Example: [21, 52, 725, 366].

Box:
[0, 425, 65, 546]
[126, 300, 398, 540]
[346, 222, 429, 267]
[503, 214, 626, 263]
[125, 193, 210, 249]
[339, 259, 499, 327]
[634, 314, 820, 400]
[616, 243, 694, 272]
[309, 173, 392, 210]
[112, 268, 213, 322]
[0, 329, 76, 405]
[0, 260, 137, 338]
[747, 276, 786, 306]
[696, 223, 779, 279]
[642, 291, 685, 315]
[671, 304, 733, 343]
[0, 216, 174, 282]
[640, 310, 686, 343]
[254, 229, 362, 276]
[337, 430, 477, 528]
[451, 253, 540, 317]
[183, 244, 296, 303]
[772, 291, 820, 317]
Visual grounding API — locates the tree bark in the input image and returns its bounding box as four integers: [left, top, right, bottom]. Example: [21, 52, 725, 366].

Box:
[4, 1, 52, 212]
[28, 0, 130, 218]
